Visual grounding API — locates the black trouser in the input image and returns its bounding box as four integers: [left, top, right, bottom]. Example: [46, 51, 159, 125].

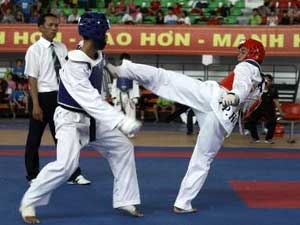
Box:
[25, 91, 81, 181]
[165, 104, 195, 134]
[246, 109, 277, 141]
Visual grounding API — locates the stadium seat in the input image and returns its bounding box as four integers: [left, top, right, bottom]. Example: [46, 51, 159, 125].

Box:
[280, 103, 300, 143]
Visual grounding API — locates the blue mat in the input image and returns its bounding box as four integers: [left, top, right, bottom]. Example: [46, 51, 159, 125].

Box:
[1, 147, 300, 225]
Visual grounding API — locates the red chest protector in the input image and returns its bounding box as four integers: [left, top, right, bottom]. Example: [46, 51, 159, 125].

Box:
[219, 71, 235, 90]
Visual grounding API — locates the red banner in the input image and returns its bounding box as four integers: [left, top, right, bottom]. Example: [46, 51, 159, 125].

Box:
[0, 24, 300, 56]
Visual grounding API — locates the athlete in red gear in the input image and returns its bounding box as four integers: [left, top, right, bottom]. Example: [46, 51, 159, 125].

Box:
[107, 38, 266, 213]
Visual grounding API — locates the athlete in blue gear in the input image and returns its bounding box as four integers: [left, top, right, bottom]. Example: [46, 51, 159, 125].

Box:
[19, 12, 143, 224]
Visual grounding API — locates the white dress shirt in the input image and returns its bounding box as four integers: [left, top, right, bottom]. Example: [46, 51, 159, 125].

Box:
[24, 36, 68, 92]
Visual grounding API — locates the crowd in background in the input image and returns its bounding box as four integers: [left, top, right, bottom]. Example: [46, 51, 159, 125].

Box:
[0, 0, 299, 25]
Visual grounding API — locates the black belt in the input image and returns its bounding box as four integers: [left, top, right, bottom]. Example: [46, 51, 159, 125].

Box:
[58, 104, 96, 141]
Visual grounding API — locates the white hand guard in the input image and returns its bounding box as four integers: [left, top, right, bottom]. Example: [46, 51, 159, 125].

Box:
[117, 116, 142, 136]
[105, 63, 120, 78]
[222, 92, 240, 107]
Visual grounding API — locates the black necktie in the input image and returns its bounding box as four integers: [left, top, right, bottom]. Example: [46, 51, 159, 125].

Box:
[50, 43, 61, 83]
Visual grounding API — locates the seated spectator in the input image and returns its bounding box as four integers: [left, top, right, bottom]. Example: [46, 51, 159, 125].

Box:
[217, 2, 232, 17]
[173, 2, 183, 16]
[0, 0, 13, 16]
[106, 2, 116, 16]
[0, 78, 8, 103]
[29, 8, 40, 23]
[288, 5, 300, 24]
[155, 9, 164, 24]
[5, 72, 16, 96]
[1, 8, 16, 23]
[177, 11, 191, 25]
[279, 9, 291, 24]
[15, 0, 34, 22]
[206, 10, 222, 25]
[115, 0, 127, 16]
[164, 7, 178, 24]
[127, 0, 137, 14]
[153, 97, 176, 122]
[245, 74, 284, 144]
[140, 2, 150, 15]
[9, 79, 28, 119]
[12, 58, 26, 83]
[67, 8, 80, 23]
[58, 11, 67, 24]
[266, 10, 279, 26]
[258, 1, 271, 18]
[249, 8, 262, 25]
[16, 11, 25, 23]
[149, 0, 161, 16]
[121, 5, 143, 24]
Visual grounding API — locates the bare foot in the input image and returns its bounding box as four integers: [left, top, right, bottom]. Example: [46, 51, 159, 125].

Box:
[173, 206, 197, 214]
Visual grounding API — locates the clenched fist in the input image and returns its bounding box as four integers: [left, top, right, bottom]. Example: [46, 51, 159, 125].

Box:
[222, 92, 239, 108]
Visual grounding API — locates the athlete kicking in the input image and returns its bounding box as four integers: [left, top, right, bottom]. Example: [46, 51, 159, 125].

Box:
[107, 39, 266, 213]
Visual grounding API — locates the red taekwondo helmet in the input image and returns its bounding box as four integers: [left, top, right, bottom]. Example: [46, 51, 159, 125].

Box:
[238, 39, 265, 64]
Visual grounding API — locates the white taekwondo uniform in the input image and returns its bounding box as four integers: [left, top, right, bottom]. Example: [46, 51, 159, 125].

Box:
[21, 50, 141, 210]
[117, 59, 264, 210]
[111, 78, 140, 122]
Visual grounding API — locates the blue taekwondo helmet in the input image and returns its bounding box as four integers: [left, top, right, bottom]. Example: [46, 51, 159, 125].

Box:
[78, 12, 110, 50]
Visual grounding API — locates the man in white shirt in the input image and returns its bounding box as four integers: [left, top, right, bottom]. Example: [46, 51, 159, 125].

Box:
[20, 12, 143, 224]
[24, 13, 90, 186]
[67, 7, 80, 23]
[107, 39, 266, 214]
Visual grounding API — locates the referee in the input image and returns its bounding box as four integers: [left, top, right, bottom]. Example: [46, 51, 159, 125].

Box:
[24, 13, 90, 185]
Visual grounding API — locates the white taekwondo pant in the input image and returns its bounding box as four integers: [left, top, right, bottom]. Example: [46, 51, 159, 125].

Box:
[21, 106, 141, 209]
[119, 60, 233, 210]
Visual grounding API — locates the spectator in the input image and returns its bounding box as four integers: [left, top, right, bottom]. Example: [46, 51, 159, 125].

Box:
[121, 5, 143, 24]
[0, 0, 13, 16]
[2, 8, 16, 23]
[288, 5, 300, 24]
[12, 58, 26, 83]
[149, 0, 161, 16]
[155, 9, 164, 24]
[15, 0, 35, 22]
[49, 0, 61, 16]
[177, 11, 191, 25]
[16, 11, 25, 23]
[153, 97, 176, 122]
[0, 78, 8, 103]
[258, 1, 271, 18]
[67, 8, 80, 23]
[4, 72, 16, 100]
[207, 10, 222, 25]
[249, 8, 262, 25]
[29, 8, 40, 23]
[115, 0, 127, 16]
[246, 74, 284, 144]
[266, 10, 279, 25]
[279, 9, 291, 24]
[164, 7, 178, 24]
[9, 82, 28, 118]
[106, 2, 116, 16]
[58, 11, 67, 24]
[173, 2, 183, 16]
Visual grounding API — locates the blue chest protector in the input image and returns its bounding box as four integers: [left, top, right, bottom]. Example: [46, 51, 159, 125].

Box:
[117, 78, 133, 92]
[58, 61, 104, 113]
